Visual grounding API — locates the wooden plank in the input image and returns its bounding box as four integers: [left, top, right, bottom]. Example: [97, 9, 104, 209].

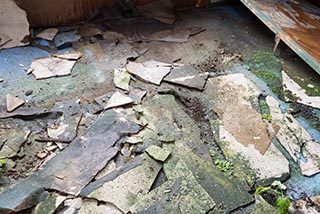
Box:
[240, 0, 320, 75]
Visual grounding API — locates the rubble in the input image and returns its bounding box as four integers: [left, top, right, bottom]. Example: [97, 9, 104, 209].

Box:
[126, 60, 172, 85]
[164, 65, 209, 90]
[146, 145, 171, 162]
[113, 68, 131, 91]
[207, 74, 290, 186]
[282, 71, 320, 109]
[267, 96, 320, 176]
[6, 94, 25, 112]
[105, 91, 134, 109]
[0, 4, 319, 214]
[0, 110, 141, 212]
[85, 155, 161, 213]
[30, 53, 81, 79]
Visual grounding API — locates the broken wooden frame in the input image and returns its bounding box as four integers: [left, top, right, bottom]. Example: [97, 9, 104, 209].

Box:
[240, 0, 320, 75]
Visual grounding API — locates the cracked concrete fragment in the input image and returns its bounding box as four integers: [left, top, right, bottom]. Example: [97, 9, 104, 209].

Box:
[0, 129, 30, 159]
[48, 99, 82, 142]
[34, 194, 66, 214]
[0, 0, 29, 49]
[146, 145, 171, 162]
[105, 91, 134, 109]
[78, 199, 122, 214]
[218, 125, 289, 186]
[164, 66, 209, 90]
[0, 110, 141, 213]
[114, 68, 131, 91]
[267, 96, 320, 176]
[126, 60, 171, 85]
[207, 73, 271, 154]
[130, 160, 215, 214]
[140, 95, 253, 212]
[87, 155, 161, 213]
[36, 28, 59, 41]
[6, 94, 25, 112]
[282, 71, 320, 109]
[30, 57, 77, 80]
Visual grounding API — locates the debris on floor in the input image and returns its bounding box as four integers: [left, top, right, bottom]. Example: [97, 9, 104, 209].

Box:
[267, 96, 320, 176]
[164, 65, 208, 90]
[113, 68, 131, 91]
[6, 94, 25, 112]
[126, 60, 172, 85]
[105, 91, 134, 109]
[30, 51, 82, 79]
[282, 71, 320, 109]
[0, 2, 319, 214]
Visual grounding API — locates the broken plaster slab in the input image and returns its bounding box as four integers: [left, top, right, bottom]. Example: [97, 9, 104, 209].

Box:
[36, 28, 59, 41]
[164, 66, 209, 90]
[130, 159, 216, 213]
[6, 94, 25, 112]
[140, 94, 254, 212]
[30, 55, 79, 80]
[113, 68, 131, 91]
[87, 155, 162, 213]
[267, 96, 320, 176]
[218, 125, 290, 186]
[207, 73, 271, 154]
[0, 0, 29, 49]
[282, 71, 320, 109]
[126, 60, 171, 85]
[0, 110, 141, 213]
[146, 145, 171, 162]
[105, 91, 134, 109]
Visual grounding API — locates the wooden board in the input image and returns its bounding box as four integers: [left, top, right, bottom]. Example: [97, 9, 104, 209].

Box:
[240, 0, 320, 75]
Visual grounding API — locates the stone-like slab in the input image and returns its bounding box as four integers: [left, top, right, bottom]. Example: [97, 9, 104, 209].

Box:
[105, 91, 134, 109]
[126, 60, 171, 85]
[130, 160, 215, 213]
[164, 66, 208, 90]
[113, 68, 131, 91]
[207, 73, 271, 154]
[0, 129, 30, 159]
[139, 95, 254, 212]
[146, 145, 171, 162]
[282, 71, 320, 109]
[267, 96, 320, 176]
[0, 110, 141, 213]
[206, 74, 290, 186]
[87, 155, 162, 213]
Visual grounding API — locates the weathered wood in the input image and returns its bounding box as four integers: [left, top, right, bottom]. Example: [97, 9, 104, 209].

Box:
[240, 0, 320, 75]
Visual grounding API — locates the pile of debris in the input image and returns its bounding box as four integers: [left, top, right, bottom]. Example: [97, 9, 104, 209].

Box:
[0, 0, 320, 214]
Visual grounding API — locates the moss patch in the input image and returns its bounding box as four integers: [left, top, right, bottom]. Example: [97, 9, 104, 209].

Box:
[248, 52, 283, 97]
